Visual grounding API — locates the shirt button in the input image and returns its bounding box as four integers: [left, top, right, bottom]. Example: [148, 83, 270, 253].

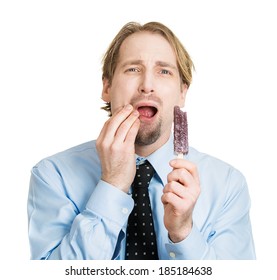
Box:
[122, 208, 129, 214]
[169, 252, 176, 258]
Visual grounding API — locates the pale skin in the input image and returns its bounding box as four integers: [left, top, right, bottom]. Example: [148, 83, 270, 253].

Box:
[96, 31, 200, 243]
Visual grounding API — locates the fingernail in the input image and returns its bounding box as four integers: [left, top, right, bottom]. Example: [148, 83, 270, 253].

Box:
[124, 104, 132, 110]
[132, 110, 139, 116]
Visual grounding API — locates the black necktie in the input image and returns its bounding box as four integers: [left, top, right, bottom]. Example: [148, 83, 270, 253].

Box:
[125, 161, 159, 260]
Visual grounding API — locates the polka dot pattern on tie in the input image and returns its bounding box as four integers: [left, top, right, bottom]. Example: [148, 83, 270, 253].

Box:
[125, 161, 158, 260]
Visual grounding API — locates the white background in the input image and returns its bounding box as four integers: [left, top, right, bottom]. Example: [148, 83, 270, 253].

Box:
[1, 0, 276, 277]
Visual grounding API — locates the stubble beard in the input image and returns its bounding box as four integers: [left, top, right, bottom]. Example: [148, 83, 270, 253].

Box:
[135, 118, 162, 146]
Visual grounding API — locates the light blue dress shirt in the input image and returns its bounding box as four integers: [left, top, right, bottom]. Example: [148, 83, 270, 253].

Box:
[27, 135, 256, 260]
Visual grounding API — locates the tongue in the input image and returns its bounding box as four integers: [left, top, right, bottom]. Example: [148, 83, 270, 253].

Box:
[138, 106, 156, 118]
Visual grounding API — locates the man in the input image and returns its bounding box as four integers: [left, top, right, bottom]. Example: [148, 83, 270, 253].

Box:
[27, 21, 256, 259]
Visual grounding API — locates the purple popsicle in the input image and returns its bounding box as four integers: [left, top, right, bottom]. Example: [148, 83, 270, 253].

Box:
[174, 106, 188, 157]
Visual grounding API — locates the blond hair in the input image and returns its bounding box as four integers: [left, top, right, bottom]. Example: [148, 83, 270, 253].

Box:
[101, 21, 194, 115]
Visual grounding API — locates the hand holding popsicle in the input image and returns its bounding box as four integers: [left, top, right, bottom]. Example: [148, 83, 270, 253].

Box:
[161, 106, 200, 242]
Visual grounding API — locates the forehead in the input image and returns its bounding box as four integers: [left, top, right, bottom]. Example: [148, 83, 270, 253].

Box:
[118, 31, 177, 64]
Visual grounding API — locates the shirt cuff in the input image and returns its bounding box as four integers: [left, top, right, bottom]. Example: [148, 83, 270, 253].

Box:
[165, 224, 208, 260]
[86, 180, 134, 227]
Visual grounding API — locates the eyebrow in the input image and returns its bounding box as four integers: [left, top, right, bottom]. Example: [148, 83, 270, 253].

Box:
[121, 60, 178, 70]
[156, 61, 178, 70]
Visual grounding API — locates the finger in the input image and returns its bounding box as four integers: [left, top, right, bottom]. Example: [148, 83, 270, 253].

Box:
[169, 159, 200, 184]
[103, 104, 135, 139]
[124, 118, 140, 145]
[161, 192, 184, 210]
[96, 119, 110, 152]
[163, 181, 195, 202]
[96, 105, 124, 141]
[167, 168, 195, 187]
[167, 169, 201, 199]
[114, 110, 140, 143]
[163, 181, 186, 197]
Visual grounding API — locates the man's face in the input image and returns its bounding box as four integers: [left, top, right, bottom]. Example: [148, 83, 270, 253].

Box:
[102, 31, 187, 148]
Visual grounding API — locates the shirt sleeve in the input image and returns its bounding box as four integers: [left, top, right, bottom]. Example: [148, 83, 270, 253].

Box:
[165, 169, 256, 260]
[28, 160, 134, 260]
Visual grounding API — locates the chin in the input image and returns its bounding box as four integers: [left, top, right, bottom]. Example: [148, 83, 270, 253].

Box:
[135, 122, 162, 146]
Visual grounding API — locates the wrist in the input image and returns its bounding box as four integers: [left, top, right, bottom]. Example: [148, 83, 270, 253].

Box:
[168, 226, 192, 243]
[101, 177, 130, 193]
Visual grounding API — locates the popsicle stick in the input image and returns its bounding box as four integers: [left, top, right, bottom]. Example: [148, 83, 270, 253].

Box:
[177, 153, 184, 159]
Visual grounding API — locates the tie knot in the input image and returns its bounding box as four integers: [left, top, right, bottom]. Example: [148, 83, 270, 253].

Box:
[133, 161, 154, 188]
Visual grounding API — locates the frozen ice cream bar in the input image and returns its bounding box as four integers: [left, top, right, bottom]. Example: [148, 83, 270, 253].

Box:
[174, 106, 188, 157]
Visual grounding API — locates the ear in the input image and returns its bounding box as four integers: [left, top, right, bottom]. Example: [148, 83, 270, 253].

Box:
[102, 78, 111, 102]
[179, 83, 188, 108]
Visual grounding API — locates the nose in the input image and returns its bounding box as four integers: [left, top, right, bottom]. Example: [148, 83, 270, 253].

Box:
[138, 71, 155, 95]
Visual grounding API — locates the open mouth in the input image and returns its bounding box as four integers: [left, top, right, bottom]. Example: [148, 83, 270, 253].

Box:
[137, 106, 158, 119]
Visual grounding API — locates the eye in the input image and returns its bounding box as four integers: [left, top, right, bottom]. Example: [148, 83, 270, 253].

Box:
[160, 69, 171, 75]
[126, 67, 140, 72]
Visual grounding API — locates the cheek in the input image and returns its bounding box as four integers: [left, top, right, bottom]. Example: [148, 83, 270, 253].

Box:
[109, 83, 134, 113]
[160, 91, 183, 120]
[162, 86, 184, 106]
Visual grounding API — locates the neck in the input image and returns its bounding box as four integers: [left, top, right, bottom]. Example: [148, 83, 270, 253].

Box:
[135, 131, 170, 157]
